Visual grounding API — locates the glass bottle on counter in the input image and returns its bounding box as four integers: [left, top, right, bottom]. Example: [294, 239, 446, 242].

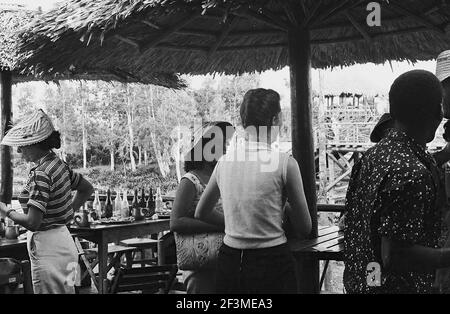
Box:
[147, 188, 154, 211]
[104, 189, 113, 218]
[139, 188, 147, 209]
[155, 187, 163, 215]
[93, 190, 102, 220]
[132, 189, 139, 216]
[114, 189, 122, 217]
[132, 189, 138, 206]
[121, 190, 130, 218]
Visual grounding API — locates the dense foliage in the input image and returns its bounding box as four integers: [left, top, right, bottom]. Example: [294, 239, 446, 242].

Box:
[11, 73, 292, 192]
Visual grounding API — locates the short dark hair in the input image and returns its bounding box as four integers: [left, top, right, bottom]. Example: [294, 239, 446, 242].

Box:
[240, 89, 281, 129]
[183, 122, 232, 173]
[37, 131, 62, 150]
[389, 70, 443, 124]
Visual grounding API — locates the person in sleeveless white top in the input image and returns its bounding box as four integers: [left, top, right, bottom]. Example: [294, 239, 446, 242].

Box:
[195, 89, 312, 294]
[170, 121, 234, 294]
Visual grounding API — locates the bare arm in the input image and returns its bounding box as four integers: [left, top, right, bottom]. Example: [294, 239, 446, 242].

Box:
[382, 237, 450, 272]
[72, 177, 94, 212]
[194, 174, 224, 227]
[432, 144, 450, 167]
[170, 178, 223, 234]
[0, 203, 43, 232]
[285, 157, 312, 238]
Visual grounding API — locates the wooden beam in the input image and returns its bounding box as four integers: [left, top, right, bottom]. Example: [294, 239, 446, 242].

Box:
[258, 7, 291, 29]
[141, 20, 218, 39]
[311, 24, 450, 44]
[311, 0, 352, 26]
[288, 27, 319, 293]
[141, 20, 161, 30]
[344, 10, 372, 41]
[302, 0, 323, 28]
[114, 35, 140, 49]
[387, 1, 446, 34]
[228, 29, 286, 37]
[177, 29, 217, 38]
[281, 1, 298, 26]
[140, 11, 201, 53]
[155, 43, 207, 52]
[143, 22, 448, 54]
[231, 8, 288, 31]
[326, 152, 347, 172]
[312, 2, 444, 32]
[218, 43, 286, 51]
[0, 70, 12, 205]
[207, 16, 239, 59]
[326, 168, 352, 193]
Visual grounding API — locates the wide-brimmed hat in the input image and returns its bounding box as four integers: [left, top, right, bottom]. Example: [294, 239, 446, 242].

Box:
[370, 113, 393, 143]
[182, 121, 234, 162]
[436, 50, 450, 82]
[1, 109, 55, 147]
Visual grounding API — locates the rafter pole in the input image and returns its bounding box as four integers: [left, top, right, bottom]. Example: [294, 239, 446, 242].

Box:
[207, 16, 239, 59]
[344, 10, 372, 41]
[302, 0, 323, 28]
[231, 8, 288, 31]
[387, 1, 445, 34]
[140, 10, 201, 53]
[114, 35, 140, 49]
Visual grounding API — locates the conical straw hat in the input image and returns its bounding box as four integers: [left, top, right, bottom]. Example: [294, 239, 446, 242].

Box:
[1, 109, 55, 147]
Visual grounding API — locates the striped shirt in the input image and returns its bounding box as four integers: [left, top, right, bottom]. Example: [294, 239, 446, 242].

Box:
[18, 152, 82, 231]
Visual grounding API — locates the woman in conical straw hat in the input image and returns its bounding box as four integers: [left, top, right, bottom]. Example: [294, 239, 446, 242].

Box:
[0, 109, 94, 294]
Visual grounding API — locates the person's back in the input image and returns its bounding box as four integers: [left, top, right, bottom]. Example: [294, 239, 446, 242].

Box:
[344, 70, 447, 294]
[344, 129, 440, 294]
[216, 141, 289, 249]
[195, 88, 311, 294]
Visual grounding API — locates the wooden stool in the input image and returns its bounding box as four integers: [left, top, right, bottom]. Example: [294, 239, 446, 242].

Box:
[109, 264, 178, 294]
[120, 238, 159, 267]
[74, 237, 137, 292]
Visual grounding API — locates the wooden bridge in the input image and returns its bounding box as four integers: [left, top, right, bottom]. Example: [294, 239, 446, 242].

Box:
[311, 93, 448, 203]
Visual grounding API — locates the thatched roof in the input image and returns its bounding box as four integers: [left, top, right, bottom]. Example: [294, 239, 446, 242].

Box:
[0, 5, 185, 87]
[0, 5, 32, 75]
[16, 0, 450, 76]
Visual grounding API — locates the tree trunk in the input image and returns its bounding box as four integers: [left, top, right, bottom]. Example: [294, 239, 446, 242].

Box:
[138, 146, 142, 166]
[110, 146, 115, 172]
[109, 91, 115, 172]
[80, 82, 88, 170]
[126, 84, 137, 172]
[148, 86, 169, 177]
[144, 149, 148, 166]
[0, 70, 13, 205]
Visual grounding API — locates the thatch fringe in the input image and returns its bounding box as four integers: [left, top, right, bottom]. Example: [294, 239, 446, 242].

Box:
[15, 0, 450, 77]
[0, 5, 185, 88]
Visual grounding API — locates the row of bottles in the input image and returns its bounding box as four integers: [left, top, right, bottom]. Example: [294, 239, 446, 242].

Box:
[87, 187, 163, 220]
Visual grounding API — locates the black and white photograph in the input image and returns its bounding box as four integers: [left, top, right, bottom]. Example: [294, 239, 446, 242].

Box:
[1, 0, 450, 299]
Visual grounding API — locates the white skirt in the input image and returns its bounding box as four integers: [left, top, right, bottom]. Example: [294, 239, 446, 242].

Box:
[27, 225, 79, 294]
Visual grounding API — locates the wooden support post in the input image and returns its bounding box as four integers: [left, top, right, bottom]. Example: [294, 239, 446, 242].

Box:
[0, 70, 13, 205]
[288, 27, 319, 294]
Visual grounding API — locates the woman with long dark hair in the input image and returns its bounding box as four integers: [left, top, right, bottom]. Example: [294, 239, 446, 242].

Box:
[170, 121, 234, 294]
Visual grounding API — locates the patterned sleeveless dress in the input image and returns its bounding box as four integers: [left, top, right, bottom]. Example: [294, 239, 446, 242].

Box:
[174, 171, 223, 294]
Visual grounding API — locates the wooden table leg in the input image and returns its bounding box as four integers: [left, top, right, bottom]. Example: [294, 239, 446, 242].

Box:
[97, 237, 108, 294]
